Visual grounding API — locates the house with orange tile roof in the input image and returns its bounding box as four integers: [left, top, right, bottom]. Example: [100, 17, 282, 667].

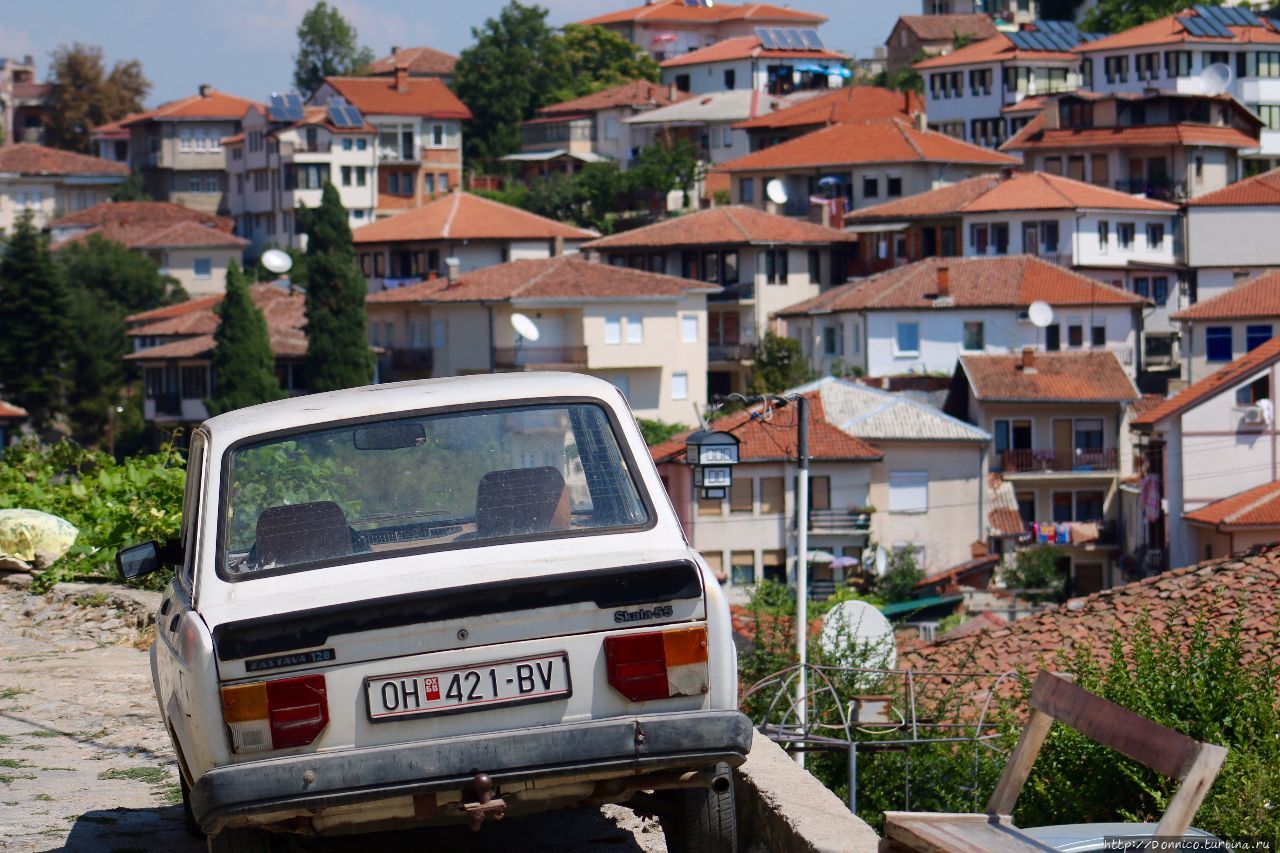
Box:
[921, 1, 1040, 27]
[90, 113, 147, 166]
[309, 69, 472, 218]
[649, 376, 990, 598]
[843, 170, 1183, 370]
[660, 33, 849, 97]
[124, 283, 308, 425]
[582, 205, 856, 397]
[1074, 5, 1280, 164]
[1130, 336, 1280, 570]
[351, 192, 597, 290]
[224, 100, 378, 257]
[1170, 270, 1280, 383]
[731, 86, 925, 151]
[776, 256, 1148, 380]
[48, 201, 247, 296]
[363, 255, 713, 423]
[363, 46, 458, 82]
[1001, 90, 1262, 200]
[577, 0, 828, 64]
[715, 117, 1018, 219]
[0, 143, 128, 232]
[913, 22, 1092, 147]
[944, 350, 1140, 595]
[1186, 166, 1280, 300]
[886, 15, 1000, 76]
[118, 85, 263, 216]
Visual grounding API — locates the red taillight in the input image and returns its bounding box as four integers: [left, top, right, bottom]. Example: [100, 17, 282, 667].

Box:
[604, 626, 708, 702]
[221, 673, 328, 753]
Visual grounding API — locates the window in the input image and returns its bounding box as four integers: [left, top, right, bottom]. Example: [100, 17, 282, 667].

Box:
[963, 321, 984, 351]
[1259, 105, 1280, 131]
[1104, 55, 1129, 84]
[342, 138, 353, 151]
[730, 551, 755, 585]
[181, 365, 209, 399]
[1052, 492, 1073, 523]
[697, 491, 723, 516]
[1135, 277, 1150, 299]
[1257, 52, 1280, 78]
[681, 315, 698, 343]
[765, 249, 788, 284]
[971, 224, 989, 254]
[179, 129, 192, 151]
[388, 173, 399, 195]
[969, 68, 992, 95]
[730, 478, 753, 513]
[1235, 374, 1271, 406]
[1046, 324, 1061, 351]
[759, 477, 784, 514]
[433, 124, 445, 147]
[439, 174, 449, 193]
[809, 476, 831, 511]
[887, 175, 902, 197]
[1247, 324, 1273, 351]
[1152, 276, 1169, 306]
[1117, 222, 1135, 249]
[1092, 322, 1106, 347]
[1067, 319, 1084, 348]
[1097, 220, 1109, 253]
[1165, 50, 1191, 77]
[1145, 223, 1164, 250]
[356, 138, 367, 151]
[1074, 418, 1104, 451]
[341, 165, 352, 186]
[992, 223, 1009, 254]
[1136, 52, 1159, 80]
[1044, 156, 1062, 176]
[739, 177, 754, 203]
[670, 371, 689, 401]
[188, 174, 202, 192]
[604, 316, 621, 345]
[356, 166, 367, 186]
[193, 258, 212, 279]
[724, 68, 736, 89]
[896, 321, 919, 355]
[626, 315, 643, 344]
[1076, 490, 1105, 521]
[1206, 326, 1233, 362]
[889, 471, 928, 513]
[205, 176, 219, 192]
[823, 326, 842, 355]
[862, 175, 879, 198]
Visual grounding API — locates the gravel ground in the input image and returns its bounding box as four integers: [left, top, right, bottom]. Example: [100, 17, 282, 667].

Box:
[0, 576, 667, 852]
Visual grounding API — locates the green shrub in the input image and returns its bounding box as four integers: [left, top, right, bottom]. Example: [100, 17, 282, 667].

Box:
[635, 418, 689, 447]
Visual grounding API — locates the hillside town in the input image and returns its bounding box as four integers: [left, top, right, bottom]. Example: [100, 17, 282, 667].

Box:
[2, 0, 1280, 850]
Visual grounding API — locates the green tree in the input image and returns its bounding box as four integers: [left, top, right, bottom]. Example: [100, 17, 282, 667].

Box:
[0, 212, 71, 429]
[1083, 0, 1220, 32]
[293, 1, 376, 98]
[874, 51, 927, 95]
[300, 183, 374, 392]
[110, 174, 151, 202]
[207, 263, 284, 415]
[636, 418, 689, 447]
[519, 161, 630, 232]
[547, 24, 660, 103]
[452, 2, 565, 164]
[44, 43, 149, 153]
[1000, 544, 1065, 603]
[875, 548, 925, 604]
[748, 332, 815, 395]
[628, 135, 705, 209]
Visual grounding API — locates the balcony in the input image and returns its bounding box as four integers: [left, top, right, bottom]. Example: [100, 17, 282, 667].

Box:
[1114, 179, 1186, 202]
[493, 345, 588, 370]
[152, 392, 181, 417]
[1000, 448, 1119, 475]
[808, 509, 872, 534]
[386, 347, 433, 372]
[708, 281, 754, 302]
[1025, 518, 1118, 547]
[708, 343, 757, 363]
[281, 140, 331, 155]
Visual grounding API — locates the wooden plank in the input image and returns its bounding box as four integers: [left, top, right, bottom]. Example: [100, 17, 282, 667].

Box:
[1154, 743, 1228, 837]
[883, 812, 1056, 853]
[985, 707, 1052, 815]
[1029, 671, 1201, 780]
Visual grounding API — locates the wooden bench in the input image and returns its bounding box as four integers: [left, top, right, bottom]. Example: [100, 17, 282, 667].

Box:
[881, 671, 1228, 852]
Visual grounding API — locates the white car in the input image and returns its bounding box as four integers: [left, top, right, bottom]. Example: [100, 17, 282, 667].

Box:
[117, 373, 750, 852]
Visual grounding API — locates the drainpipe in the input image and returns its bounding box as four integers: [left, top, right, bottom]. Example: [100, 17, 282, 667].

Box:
[486, 303, 495, 373]
[977, 444, 985, 544]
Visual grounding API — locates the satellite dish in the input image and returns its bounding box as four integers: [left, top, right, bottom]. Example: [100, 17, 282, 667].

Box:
[765, 178, 789, 205]
[819, 600, 897, 670]
[1028, 300, 1054, 329]
[261, 249, 293, 274]
[510, 312, 540, 342]
[1199, 62, 1234, 96]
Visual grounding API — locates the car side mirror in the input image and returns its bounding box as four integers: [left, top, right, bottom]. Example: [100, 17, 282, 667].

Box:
[117, 541, 162, 581]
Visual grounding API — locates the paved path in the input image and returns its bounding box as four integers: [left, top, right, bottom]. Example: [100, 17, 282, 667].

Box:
[0, 580, 666, 852]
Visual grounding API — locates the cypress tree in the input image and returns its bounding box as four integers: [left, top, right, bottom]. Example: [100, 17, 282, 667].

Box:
[300, 182, 373, 392]
[0, 211, 71, 430]
[207, 263, 285, 415]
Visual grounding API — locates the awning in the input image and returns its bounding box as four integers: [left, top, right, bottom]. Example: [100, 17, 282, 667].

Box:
[499, 150, 613, 164]
[845, 221, 910, 234]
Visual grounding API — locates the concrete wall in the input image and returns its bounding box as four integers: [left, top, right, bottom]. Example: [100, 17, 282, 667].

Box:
[1182, 319, 1280, 384]
[0, 177, 117, 232]
[161, 246, 243, 296]
[731, 161, 997, 216]
[1188, 206, 1280, 271]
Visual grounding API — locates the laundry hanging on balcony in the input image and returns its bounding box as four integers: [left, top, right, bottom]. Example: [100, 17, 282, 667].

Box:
[1030, 521, 1101, 545]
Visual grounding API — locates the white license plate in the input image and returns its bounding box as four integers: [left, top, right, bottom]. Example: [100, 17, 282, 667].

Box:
[366, 653, 570, 721]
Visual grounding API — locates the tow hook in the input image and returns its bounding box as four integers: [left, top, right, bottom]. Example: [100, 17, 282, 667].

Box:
[460, 771, 506, 830]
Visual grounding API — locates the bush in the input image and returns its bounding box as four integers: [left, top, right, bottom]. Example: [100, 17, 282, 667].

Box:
[636, 418, 689, 447]
[875, 548, 924, 603]
[0, 439, 185, 589]
[1000, 544, 1065, 603]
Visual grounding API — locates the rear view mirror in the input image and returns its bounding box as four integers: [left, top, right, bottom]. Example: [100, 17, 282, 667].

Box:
[353, 423, 426, 450]
[117, 541, 161, 581]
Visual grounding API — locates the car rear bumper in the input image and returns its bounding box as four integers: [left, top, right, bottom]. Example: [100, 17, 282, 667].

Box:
[191, 709, 753, 832]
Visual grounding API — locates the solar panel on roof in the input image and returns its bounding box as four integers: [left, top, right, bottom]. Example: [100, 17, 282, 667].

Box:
[328, 105, 348, 127]
[1223, 4, 1260, 26]
[280, 93, 304, 122]
[1008, 32, 1032, 50]
[755, 27, 777, 49]
[783, 29, 805, 49]
[771, 29, 790, 49]
[1182, 16, 1211, 38]
[343, 106, 363, 128]
[800, 29, 824, 50]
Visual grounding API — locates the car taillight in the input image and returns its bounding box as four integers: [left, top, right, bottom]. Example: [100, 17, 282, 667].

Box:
[604, 626, 708, 702]
[220, 674, 328, 753]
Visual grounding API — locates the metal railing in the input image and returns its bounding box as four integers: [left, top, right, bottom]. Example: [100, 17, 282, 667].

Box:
[708, 281, 754, 302]
[708, 343, 757, 362]
[493, 345, 588, 369]
[1114, 179, 1187, 201]
[1000, 447, 1118, 474]
[808, 509, 872, 533]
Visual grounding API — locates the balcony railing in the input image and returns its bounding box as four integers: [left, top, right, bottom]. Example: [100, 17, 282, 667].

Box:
[493, 345, 588, 369]
[1001, 447, 1119, 474]
[1114, 179, 1186, 202]
[281, 140, 331, 155]
[708, 343, 757, 362]
[808, 509, 872, 534]
[708, 281, 754, 302]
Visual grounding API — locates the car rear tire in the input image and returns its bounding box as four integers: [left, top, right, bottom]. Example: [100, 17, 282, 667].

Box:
[181, 775, 203, 838]
[658, 763, 738, 853]
[206, 827, 276, 853]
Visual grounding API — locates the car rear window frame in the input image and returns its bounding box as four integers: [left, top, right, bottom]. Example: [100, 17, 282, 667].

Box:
[212, 397, 657, 583]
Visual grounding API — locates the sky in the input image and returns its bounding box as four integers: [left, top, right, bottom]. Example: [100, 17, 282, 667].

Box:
[0, 0, 916, 106]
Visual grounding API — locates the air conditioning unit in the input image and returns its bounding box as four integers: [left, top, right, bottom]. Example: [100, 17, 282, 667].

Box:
[1243, 406, 1266, 425]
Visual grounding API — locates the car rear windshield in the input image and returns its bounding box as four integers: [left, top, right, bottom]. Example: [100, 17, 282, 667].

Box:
[221, 403, 649, 577]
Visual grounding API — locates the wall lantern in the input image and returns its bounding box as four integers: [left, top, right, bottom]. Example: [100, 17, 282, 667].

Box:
[685, 429, 740, 500]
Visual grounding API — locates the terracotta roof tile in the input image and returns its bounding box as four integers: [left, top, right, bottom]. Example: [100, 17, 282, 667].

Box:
[777, 256, 1146, 316]
[1171, 271, 1280, 321]
[91, 111, 150, 137]
[959, 351, 1138, 402]
[125, 285, 307, 359]
[321, 76, 471, 119]
[51, 201, 232, 233]
[351, 193, 596, 244]
[715, 119, 1018, 172]
[1077, 11, 1280, 53]
[660, 35, 846, 68]
[364, 46, 458, 77]
[1128, 393, 1167, 421]
[0, 399, 29, 419]
[896, 14, 999, 43]
[1002, 120, 1259, 152]
[733, 86, 923, 131]
[846, 172, 1176, 222]
[121, 89, 262, 124]
[579, 1, 826, 27]
[539, 80, 691, 117]
[584, 205, 854, 250]
[988, 507, 1027, 538]
[56, 221, 247, 252]
[1185, 480, 1280, 528]
[1189, 165, 1280, 206]
[1132, 336, 1280, 429]
[0, 143, 128, 176]
[914, 33, 1074, 70]
[365, 256, 716, 304]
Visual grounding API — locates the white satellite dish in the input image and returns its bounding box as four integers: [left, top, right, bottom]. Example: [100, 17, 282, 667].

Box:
[510, 312, 540, 342]
[1198, 62, 1234, 96]
[1027, 300, 1055, 329]
[819, 600, 897, 670]
[261, 248, 293, 275]
[765, 178, 789, 205]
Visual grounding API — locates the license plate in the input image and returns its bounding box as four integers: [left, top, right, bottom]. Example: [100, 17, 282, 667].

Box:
[366, 653, 571, 721]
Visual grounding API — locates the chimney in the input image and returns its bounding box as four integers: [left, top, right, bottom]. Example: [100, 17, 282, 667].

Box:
[394, 63, 409, 93]
[668, 82, 677, 101]
[915, 110, 927, 132]
[1019, 346, 1036, 373]
[391, 45, 401, 56]
[445, 257, 460, 288]
[198, 83, 213, 97]
[553, 234, 565, 257]
[936, 265, 950, 298]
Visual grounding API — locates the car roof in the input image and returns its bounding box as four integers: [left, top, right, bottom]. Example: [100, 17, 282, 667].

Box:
[200, 372, 628, 447]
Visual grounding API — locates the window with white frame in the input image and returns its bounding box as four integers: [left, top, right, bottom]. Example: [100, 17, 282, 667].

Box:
[672, 371, 689, 400]
[823, 325, 842, 355]
[895, 321, 920, 356]
[604, 316, 621, 344]
[626, 315, 643, 344]
[889, 471, 928, 513]
[681, 315, 698, 343]
[179, 129, 192, 151]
